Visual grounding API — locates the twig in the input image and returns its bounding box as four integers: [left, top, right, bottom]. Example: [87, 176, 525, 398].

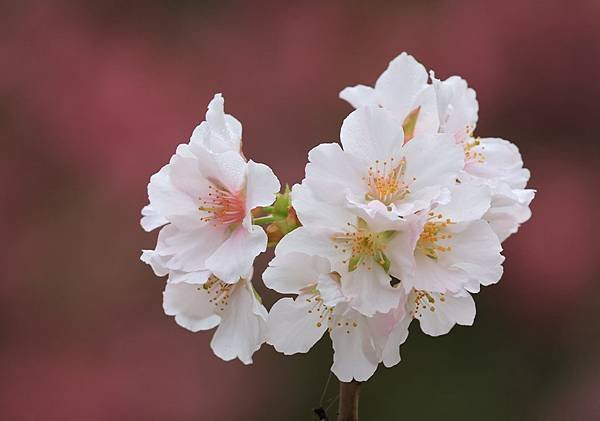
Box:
[337, 380, 361, 421]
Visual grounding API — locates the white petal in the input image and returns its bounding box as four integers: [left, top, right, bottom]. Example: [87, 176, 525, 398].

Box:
[190, 93, 242, 153]
[446, 220, 504, 287]
[263, 252, 330, 294]
[341, 263, 402, 317]
[245, 160, 280, 211]
[374, 52, 429, 120]
[205, 225, 267, 283]
[267, 295, 328, 355]
[416, 291, 476, 337]
[409, 84, 440, 137]
[167, 270, 211, 285]
[304, 143, 365, 205]
[379, 314, 411, 368]
[140, 249, 169, 277]
[403, 133, 464, 194]
[432, 74, 479, 136]
[156, 223, 227, 273]
[386, 214, 424, 285]
[330, 304, 379, 382]
[193, 147, 247, 193]
[146, 161, 202, 228]
[316, 274, 346, 307]
[141, 205, 168, 232]
[340, 107, 404, 164]
[467, 138, 529, 189]
[273, 226, 340, 265]
[163, 281, 221, 332]
[210, 280, 267, 364]
[339, 84, 378, 108]
[410, 251, 467, 293]
[435, 183, 491, 223]
[291, 182, 356, 232]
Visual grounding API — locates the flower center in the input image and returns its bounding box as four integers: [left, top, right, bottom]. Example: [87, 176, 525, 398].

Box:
[332, 218, 396, 272]
[199, 276, 234, 313]
[364, 157, 411, 205]
[416, 213, 453, 260]
[409, 290, 446, 319]
[199, 184, 245, 226]
[463, 137, 485, 164]
[302, 289, 359, 334]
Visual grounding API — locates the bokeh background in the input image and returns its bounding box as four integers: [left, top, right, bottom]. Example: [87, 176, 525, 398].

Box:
[2, 0, 599, 419]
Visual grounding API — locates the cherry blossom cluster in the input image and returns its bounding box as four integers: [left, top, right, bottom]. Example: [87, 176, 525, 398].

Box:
[141, 53, 534, 380]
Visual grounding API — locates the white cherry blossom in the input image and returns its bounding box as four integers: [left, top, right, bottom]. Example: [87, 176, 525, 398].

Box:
[263, 251, 409, 381]
[283, 182, 420, 317]
[406, 289, 476, 337]
[431, 72, 534, 242]
[163, 273, 268, 364]
[141, 95, 280, 284]
[404, 183, 504, 294]
[340, 52, 439, 138]
[303, 106, 464, 219]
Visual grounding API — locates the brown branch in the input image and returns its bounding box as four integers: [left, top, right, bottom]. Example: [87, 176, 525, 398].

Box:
[337, 380, 361, 421]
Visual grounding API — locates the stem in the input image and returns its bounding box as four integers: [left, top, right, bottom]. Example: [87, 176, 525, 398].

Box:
[252, 215, 278, 225]
[337, 380, 361, 421]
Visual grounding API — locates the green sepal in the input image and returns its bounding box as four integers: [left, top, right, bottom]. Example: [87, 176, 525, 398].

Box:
[348, 254, 362, 272]
[402, 106, 421, 142]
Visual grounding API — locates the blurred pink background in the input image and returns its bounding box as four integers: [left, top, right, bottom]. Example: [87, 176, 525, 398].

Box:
[1, 1, 599, 419]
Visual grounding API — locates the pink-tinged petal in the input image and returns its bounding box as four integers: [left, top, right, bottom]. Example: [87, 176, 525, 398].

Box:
[205, 225, 267, 283]
[377, 313, 411, 368]
[340, 107, 404, 164]
[267, 295, 328, 355]
[341, 264, 402, 317]
[245, 160, 280, 211]
[330, 304, 379, 382]
[163, 281, 221, 332]
[210, 280, 267, 365]
[339, 84, 378, 108]
[263, 252, 330, 294]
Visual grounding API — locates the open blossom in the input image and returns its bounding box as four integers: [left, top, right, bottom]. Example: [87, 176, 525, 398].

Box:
[404, 183, 504, 294]
[342, 53, 534, 242]
[141, 94, 279, 363]
[141, 94, 280, 283]
[163, 274, 268, 364]
[406, 289, 476, 337]
[303, 106, 464, 219]
[339, 52, 439, 139]
[284, 182, 419, 316]
[431, 73, 534, 241]
[263, 251, 409, 381]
